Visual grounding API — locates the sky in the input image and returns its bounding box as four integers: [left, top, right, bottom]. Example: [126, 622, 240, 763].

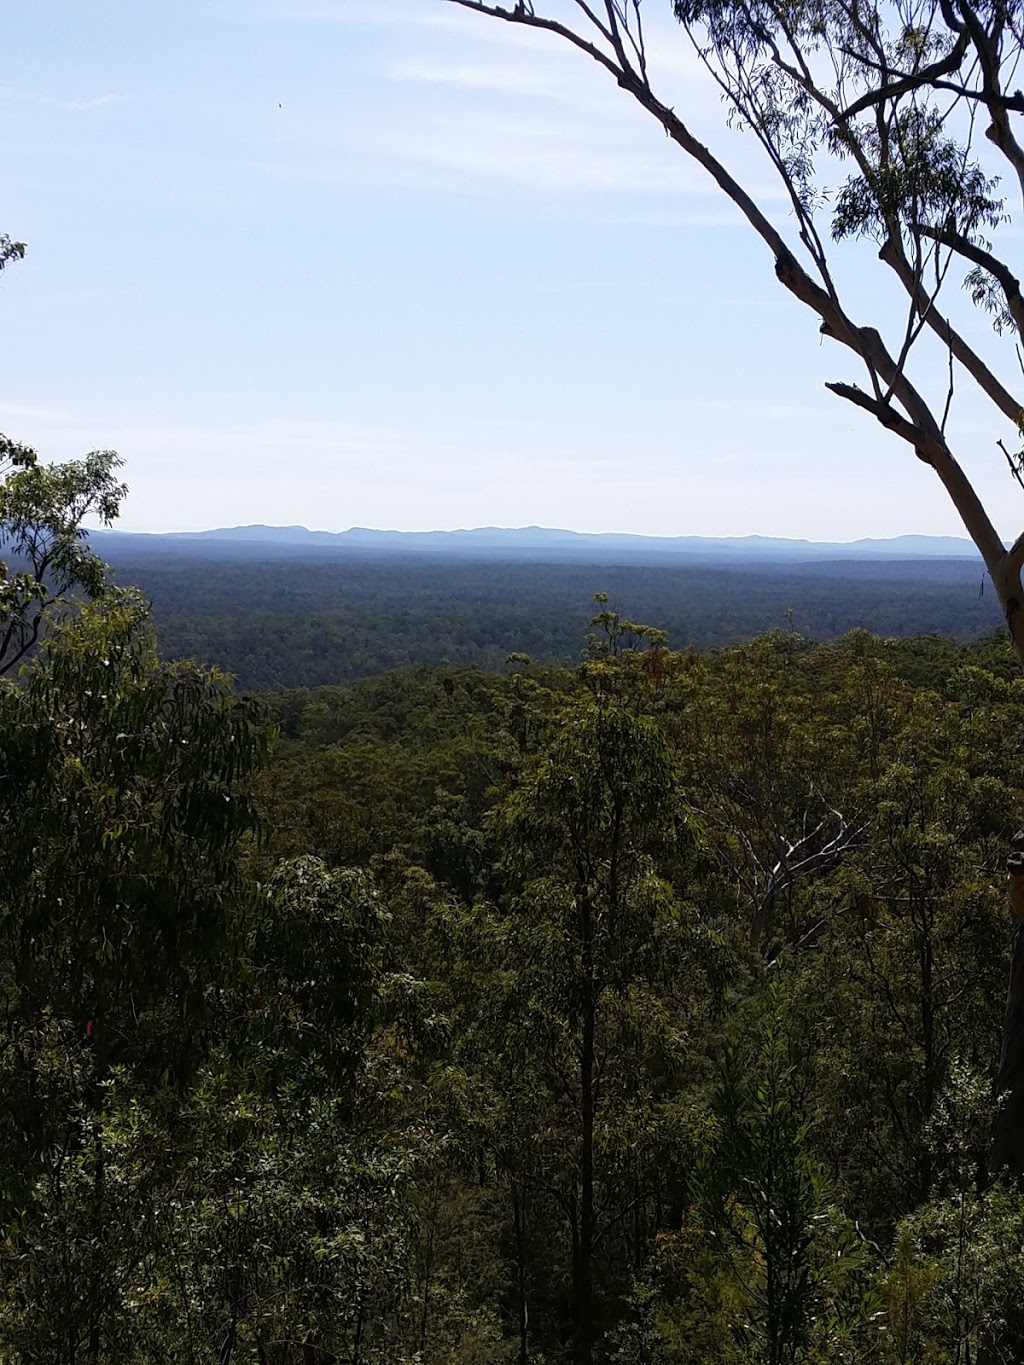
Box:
[2, 0, 1023, 539]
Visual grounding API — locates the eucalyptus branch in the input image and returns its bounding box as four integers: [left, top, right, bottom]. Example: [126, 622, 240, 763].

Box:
[998, 437, 1024, 492]
[571, 0, 615, 43]
[608, 0, 648, 80]
[825, 380, 948, 457]
[445, 0, 624, 79]
[602, 0, 638, 81]
[827, 380, 1005, 569]
[941, 316, 956, 436]
[838, 30, 971, 120]
[954, 0, 1024, 202]
[916, 223, 1024, 332]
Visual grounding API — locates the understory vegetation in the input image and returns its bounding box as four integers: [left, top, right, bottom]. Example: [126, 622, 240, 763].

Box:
[5, 570, 1024, 1362]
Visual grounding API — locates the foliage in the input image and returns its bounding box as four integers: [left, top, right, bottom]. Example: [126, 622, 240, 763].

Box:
[102, 550, 1006, 691]
[697, 984, 879, 1364]
[6, 542, 1024, 1360]
[0, 441, 127, 674]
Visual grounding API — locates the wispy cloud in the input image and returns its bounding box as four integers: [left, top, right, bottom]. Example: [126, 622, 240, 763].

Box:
[220, 0, 776, 208]
[387, 57, 570, 101]
[0, 87, 127, 112]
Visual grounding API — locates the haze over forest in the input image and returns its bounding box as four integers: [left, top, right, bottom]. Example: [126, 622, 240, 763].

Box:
[97, 523, 983, 558]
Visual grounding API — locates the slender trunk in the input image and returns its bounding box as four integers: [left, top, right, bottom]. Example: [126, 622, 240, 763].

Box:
[88, 1002, 108, 1365]
[573, 988, 595, 1365]
[419, 1175, 441, 1354]
[218, 1265, 240, 1365]
[990, 919, 1024, 1178]
[918, 898, 936, 1201]
[986, 554, 1024, 1181]
[632, 1184, 644, 1272]
[511, 1180, 530, 1365]
[351, 1294, 365, 1365]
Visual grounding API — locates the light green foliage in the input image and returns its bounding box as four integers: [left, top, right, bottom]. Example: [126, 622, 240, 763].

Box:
[0, 439, 127, 674]
[882, 1188, 1024, 1362]
[696, 985, 879, 1365]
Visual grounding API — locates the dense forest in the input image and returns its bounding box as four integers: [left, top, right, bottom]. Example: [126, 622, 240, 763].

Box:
[107, 551, 1002, 689]
[6, 447, 1024, 1361]
[13, 0, 1024, 1349]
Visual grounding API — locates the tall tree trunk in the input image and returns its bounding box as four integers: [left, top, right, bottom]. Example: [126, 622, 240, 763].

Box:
[88, 1001, 108, 1365]
[918, 894, 936, 1202]
[987, 552, 1024, 1180]
[418, 1174, 441, 1355]
[573, 993, 595, 1365]
[511, 1179, 530, 1365]
[351, 1295, 365, 1365]
[990, 854, 1024, 1178]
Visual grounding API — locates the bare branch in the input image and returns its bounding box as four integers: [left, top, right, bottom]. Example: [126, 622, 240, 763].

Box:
[998, 438, 1024, 494]
[444, 0, 624, 79]
[878, 235, 1024, 423]
[825, 380, 947, 456]
[827, 381, 1005, 571]
[571, 0, 614, 42]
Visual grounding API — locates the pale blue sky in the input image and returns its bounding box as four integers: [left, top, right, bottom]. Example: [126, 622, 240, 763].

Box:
[1, 0, 1021, 538]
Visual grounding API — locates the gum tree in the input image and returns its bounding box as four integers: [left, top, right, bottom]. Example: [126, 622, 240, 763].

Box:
[0, 438, 127, 675]
[0, 243, 126, 676]
[441, 0, 1024, 1172]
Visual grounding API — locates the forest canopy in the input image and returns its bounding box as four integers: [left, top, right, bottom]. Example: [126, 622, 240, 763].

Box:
[5, 500, 1024, 1360]
[103, 551, 1004, 690]
[11, 0, 1024, 1345]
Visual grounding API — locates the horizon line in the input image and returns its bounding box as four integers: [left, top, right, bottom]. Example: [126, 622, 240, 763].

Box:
[97, 522, 978, 546]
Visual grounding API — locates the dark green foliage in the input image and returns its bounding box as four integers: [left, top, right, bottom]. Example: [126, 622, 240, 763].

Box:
[102, 553, 1003, 690]
[831, 108, 1003, 245]
[5, 533, 1024, 1360]
[0, 235, 26, 272]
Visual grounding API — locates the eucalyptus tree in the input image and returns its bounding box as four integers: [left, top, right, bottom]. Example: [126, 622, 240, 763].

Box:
[443, 0, 1024, 643]
[478, 657, 704, 1365]
[0, 436, 127, 675]
[0, 236, 126, 675]
[442, 0, 1024, 1174]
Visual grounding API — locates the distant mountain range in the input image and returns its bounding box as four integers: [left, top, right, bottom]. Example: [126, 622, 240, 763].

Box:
[95, 524, 983, 563]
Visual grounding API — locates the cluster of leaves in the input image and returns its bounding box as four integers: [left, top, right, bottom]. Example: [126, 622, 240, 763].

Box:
[0, 437, 127, 675]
